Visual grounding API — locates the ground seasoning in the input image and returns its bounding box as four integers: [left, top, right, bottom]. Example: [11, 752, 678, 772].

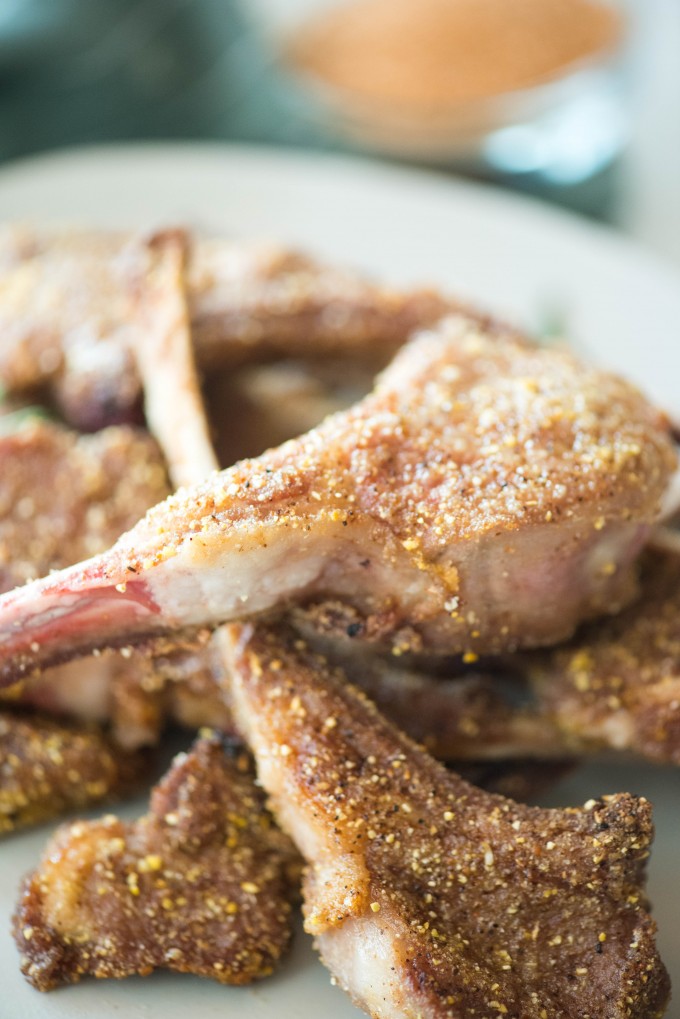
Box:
[289, 0, 621, 109]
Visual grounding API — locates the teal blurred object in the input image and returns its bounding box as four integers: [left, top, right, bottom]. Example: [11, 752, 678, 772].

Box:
[0, 0, 266, 160]
[0, 0, 626, 218]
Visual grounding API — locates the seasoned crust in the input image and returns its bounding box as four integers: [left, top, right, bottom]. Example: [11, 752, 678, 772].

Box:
[14, 736, 300, 991]
[0, 420, 169, 589]
[0, 315, 675, 686]
[0, 711, 146, 835]
[128, 317, 675, 554]
[529, 541, 680, 763]
[224, 622, 670, 1019]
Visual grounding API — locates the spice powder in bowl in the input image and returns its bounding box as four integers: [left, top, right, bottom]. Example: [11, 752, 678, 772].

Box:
[285, 0, 623, 160]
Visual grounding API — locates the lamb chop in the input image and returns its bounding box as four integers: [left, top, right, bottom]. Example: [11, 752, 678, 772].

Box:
[0, 711, 146, 836]
[13, 735, 300, 991]
[0, 419, 169, 589]
[0, 414, 170, 725]
[349, 536, 680, 768]
[0, 315, 673, 685]
[99, 534, 680, 766]
[223, 621, 669, 1019]
[525, 536, 680, 765]
[0, 225, 448, 430]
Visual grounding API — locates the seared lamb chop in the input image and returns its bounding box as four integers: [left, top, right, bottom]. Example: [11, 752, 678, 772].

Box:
[0, 420, 169, 589]
[0, 711, 146, 835]
[526, 538, 680, 764]
[0, 315, 673, 683]
[349, 538, 680, 767]
[223, 621, 669, 1019]
[14, 736, 299, 991]
[0, 225, 448, 430]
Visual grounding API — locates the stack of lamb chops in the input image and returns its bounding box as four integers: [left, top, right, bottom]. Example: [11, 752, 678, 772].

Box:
[0, 225, 677, 1017]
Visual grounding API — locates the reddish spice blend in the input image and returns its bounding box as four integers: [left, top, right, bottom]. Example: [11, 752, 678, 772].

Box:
[289, 0, 621, 109]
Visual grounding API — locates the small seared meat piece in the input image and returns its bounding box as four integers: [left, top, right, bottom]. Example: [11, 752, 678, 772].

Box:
[0, 419, 169, 590]
[0, 712, 145, 835]
[344, 653, 565, 761]
[0, 225, 449, 430]
[0, 315, 673, 683]
[14, 736, 299, 991]
[527, 538, 680, 764]
[224, 621, 669, 1019]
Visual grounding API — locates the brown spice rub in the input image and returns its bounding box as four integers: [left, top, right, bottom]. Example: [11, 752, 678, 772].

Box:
[0, 712, 145, 836]
[0, 419, 169, 590]
[14, 736, 299, 991]
[224, 622, 669, 1019]
[134, 312, 674, 549]
[528, 540, 680, 764]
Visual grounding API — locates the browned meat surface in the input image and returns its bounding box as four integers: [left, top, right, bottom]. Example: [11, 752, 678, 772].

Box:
[361, 538, 680, 767]
[0, 712, 145, 835]
[526, 540, 680, 764]
[0, 315, 673, 684]
[0, 226, 449, 430]
[223, 622, 669, 1019]
[343, 652, 564, 761]
[0, 414, 172, 749]
[13, 736, 299, 991]
[0, 419, 169, 590]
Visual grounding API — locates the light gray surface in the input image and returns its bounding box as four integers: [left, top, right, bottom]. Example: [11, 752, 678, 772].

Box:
[0, 144, 679, 1018]
[621, 0, 680, 265]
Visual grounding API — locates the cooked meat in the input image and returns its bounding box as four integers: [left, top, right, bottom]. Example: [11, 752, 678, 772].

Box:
[127, 229, 219, 488]
[0, 712, 146, 835]
[13, 735, 299, 991]
[16, 633, 232, 750]
[341, 652, 564, 761]
[0, 416, 173, 752]
[0, 227, 138, 428]
[223, 622, 669, 1019]
[0, 225, 449, 430]
[0, 419, 169, 590]
[208, 359, 374, 467]
[526, 539, 680, 764]
[0, 315, 673, 684]
[365, 537, 680, 767]
[311, 538, 680, 767]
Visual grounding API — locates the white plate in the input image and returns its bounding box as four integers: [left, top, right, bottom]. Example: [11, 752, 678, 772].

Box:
[0, 143, 679, 1019]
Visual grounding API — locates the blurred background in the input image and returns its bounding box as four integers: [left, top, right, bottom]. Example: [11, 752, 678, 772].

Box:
[0, 0, 677, 262]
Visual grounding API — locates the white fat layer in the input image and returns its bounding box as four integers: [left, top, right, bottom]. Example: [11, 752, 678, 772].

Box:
[318, 913, 443, 1019]
[150, 522, 438, 628]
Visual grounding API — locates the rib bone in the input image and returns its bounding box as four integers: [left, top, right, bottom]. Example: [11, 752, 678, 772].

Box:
[127, 229, 219, 488]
